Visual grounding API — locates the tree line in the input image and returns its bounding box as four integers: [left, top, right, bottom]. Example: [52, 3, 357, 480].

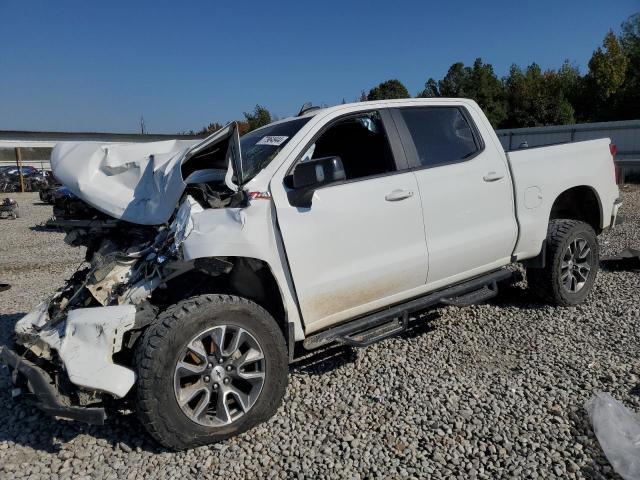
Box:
[196, 105, 273, 136]
[195, 13, 638, 134]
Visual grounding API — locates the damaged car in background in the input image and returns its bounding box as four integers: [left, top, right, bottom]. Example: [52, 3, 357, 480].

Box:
[1, 99, 621, 450]
[0, 165, 51, 193]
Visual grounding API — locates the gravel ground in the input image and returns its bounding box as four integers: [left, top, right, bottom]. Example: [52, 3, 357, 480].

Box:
[1, 188, 639, 479]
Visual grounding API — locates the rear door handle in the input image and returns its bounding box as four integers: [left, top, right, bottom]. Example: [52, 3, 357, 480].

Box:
[483, 171, 504, 182]
[385, 189, 414, 201]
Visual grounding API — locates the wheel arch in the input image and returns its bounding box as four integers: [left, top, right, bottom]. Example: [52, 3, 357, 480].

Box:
[549, 185, 603, 234]
[155, 256, 298, 357]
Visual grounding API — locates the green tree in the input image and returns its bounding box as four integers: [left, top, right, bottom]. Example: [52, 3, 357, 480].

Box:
[504, 63, 575, 127]
[587, 30, 628, 98]
[418, 59, 506, 127]
[556, 60, 581, 90]
[582, 30, 629, 120]
[243, 105, 272, 131]
[621, 13, 640, 55]
[367, 79, 409, 100]
[197, 122, 223, 136]
[438, 62, 468, 97]
[613, 13, 640, 119]
[466, 59, 507, 127]
[556, 60, 584, 119]
[417, 78, 439, 98]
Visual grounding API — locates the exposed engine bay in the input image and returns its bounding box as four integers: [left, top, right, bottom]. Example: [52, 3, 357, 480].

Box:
[10, 185, 245, 414]
[47, 166, 248, 314]
[4, 124, 261, 420]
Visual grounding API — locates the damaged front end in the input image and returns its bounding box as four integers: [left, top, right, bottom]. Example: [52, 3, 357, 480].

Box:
[2, 126, 246, 424]
[3, 194, 238, 424]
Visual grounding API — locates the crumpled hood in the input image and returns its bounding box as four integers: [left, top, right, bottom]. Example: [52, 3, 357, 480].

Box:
[51, 139, 195, 225]
[51, 123, 241, 226]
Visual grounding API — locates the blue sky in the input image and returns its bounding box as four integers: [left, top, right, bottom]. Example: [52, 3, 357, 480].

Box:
[0, 0, 637, 134]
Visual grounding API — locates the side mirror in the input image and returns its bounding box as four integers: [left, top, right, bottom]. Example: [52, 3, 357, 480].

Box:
[287, 156, 346, 208]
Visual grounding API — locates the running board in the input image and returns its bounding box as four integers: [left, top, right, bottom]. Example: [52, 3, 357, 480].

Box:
[339, 312, 409, 347]
[303, 269, 514, 351]
[440, 283, 498, 307]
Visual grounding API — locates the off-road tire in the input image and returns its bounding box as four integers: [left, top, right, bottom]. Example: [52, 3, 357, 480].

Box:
[135, 294, 288, 450]
[526, 219, 599, 306]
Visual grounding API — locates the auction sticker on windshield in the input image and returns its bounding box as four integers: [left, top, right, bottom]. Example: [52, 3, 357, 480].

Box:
[256, 136, 289, 146]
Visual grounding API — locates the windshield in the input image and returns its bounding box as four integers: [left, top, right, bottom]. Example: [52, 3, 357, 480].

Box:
[240, 118, 310, 182]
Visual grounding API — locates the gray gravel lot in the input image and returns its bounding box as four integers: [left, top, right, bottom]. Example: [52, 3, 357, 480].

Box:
[1, 188, 639, 479]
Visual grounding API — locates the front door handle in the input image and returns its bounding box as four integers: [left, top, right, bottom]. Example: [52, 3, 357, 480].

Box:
[483, 171, 504, 182]
[385, 189, 414, 201]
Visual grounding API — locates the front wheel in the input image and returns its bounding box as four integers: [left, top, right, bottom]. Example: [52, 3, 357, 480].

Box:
[527, 219, 599, 306]
[135, 294, 288, 450]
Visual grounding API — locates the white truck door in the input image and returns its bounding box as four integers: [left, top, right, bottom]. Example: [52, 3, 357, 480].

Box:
[272, 110, 429, 334]
[391, 106, 518, 289]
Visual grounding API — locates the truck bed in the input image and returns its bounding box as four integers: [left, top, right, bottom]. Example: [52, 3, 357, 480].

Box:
[506, 138, 619, 260]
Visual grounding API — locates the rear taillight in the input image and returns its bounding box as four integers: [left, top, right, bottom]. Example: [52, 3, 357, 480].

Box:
[610, 143, 620, 184]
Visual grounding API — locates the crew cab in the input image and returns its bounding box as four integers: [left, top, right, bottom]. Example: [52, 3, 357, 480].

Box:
[1, 99, 621, 449]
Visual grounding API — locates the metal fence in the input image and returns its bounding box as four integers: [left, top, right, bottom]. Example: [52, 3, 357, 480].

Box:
[496, 120, 640, 182]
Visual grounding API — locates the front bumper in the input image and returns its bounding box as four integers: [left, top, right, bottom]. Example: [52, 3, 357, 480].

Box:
[0, 346, 106, 425]
[14, 303, 138, 399]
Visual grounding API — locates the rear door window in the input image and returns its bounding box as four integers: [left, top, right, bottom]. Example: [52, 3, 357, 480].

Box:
[396, 107, 481, 168]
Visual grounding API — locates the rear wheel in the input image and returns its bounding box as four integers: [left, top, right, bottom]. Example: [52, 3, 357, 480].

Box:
[135, 294, 288, 450]
[527, 219, 599, 306]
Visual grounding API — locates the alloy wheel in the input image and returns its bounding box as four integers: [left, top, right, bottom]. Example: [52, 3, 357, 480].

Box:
[173, 325, 265, 427]
[560, 237, 592, 293]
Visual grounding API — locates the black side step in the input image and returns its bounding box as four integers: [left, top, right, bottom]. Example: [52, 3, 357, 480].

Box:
[440, 282, 498, 307]
[339, 312, 409, 347]
[303, 269, 514, 351]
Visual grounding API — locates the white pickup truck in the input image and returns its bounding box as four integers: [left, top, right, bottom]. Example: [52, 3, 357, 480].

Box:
[1, 99, 621, 449]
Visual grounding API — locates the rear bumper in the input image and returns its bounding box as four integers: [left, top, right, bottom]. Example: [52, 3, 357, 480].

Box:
[0, 346, 106, 425]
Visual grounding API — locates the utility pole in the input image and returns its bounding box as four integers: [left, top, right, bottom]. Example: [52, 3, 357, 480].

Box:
[15, 147, 25, 193]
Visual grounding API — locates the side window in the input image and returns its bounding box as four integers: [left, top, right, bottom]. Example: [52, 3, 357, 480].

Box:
[399, 107, 480, 168]
[302, 111, 396, 180]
